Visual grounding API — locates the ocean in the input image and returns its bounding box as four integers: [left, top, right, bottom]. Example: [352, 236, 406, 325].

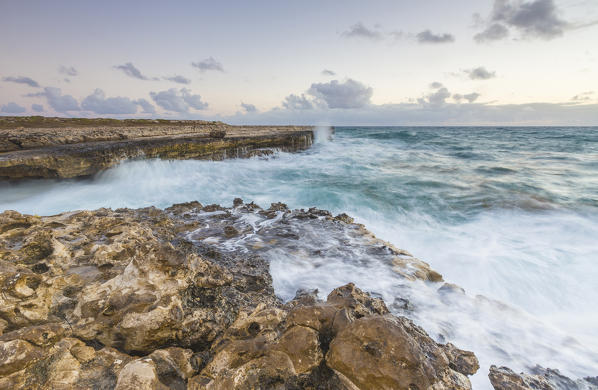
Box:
[1, 126, 597, 388]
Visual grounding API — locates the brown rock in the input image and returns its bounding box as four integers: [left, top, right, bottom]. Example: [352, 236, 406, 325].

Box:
[115, 359, 166, 390]
[327, 315, 475, 390]
[0, 206, 480, 390]
[0, 339, 43, 376]
[275, 325, 323, 374]
[489, 365, 554, 390]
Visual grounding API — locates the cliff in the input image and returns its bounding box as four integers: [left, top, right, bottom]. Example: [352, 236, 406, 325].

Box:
[0, 117, 313, 180]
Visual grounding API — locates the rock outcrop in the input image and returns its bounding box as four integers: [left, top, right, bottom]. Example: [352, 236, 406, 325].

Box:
[0, 117, 313, 179]
[489, 365, 598, 390]
[0, 203, 479, 389]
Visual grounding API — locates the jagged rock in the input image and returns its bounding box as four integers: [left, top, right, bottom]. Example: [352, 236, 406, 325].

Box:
[489, 365, 598, 390]
[0, 205, 479, 389]
[327, 315, 474, 390]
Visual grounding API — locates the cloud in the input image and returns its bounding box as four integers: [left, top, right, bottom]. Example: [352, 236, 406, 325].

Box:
[216, 100, 598, 127]
[81, 89, 139, 114]
[241, 102, 257, 113]
[59, 66, 78, 76]
[135, 98, 156, 114]
[2, 76, 40, 88]
[32, 104, 44, 112]
[150, 88, 208, 112]
[341, 23, 383, 40]
[114, 62, 152, 80]
[474, 23, 510, 42]
[30, 87, 80, 112]
[419, 87, 452, 106]
[1, 102, 27, 114]
[282, 94, 314, 110]
[474, 0, 567, 42]
[464, 67, 496, 80]
[416, 30, 455, 44]
[192, 57, 224, 72]
[430, 82, 444, 89]
[164, 75, 191, 85]
[308, 79, 373, 109]
[453, 92, 481, 103]
[322, 69, 336, 76]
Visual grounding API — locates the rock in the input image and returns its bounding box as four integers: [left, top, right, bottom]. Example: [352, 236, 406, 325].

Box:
[0, 205, 479, 389]
[444, 343, 479, 376]
[489, 365, 554, 390]
[275, 325, 323, 374]
[0, 339, 43, 376]
[208, 130, 226, 139]
[327, 315, 475, 390]
[115, 359, 165, 390]
[489, 365, 598, 390]
[0, 122, 314, 180]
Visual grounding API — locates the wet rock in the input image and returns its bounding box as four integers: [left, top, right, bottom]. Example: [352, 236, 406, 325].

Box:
[489, 365, 554, 390]
[489, 365, 598, 390]
[438, 282, 466, 295]
[0, 206, 479, 389]
[445, 342, 480, 376]
[334, 213, 354, 224]
[223, 225, 239, 238]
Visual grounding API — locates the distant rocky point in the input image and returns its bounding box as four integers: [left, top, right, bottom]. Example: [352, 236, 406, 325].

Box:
[0, 116, 313, 180]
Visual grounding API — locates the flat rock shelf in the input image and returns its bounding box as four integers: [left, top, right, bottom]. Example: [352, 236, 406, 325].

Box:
[0, 117, 313, 180]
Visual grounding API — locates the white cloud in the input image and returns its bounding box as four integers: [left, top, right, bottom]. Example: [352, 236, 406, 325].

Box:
[150, 88, 208, 112]
[81, 89, 139, 114]
[308, 79, 373, 109]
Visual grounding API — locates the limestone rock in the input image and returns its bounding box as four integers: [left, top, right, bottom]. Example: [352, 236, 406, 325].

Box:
[0, 205, 480, 389]
[489, 365, 598, 390]
[327, 315, 474, 390]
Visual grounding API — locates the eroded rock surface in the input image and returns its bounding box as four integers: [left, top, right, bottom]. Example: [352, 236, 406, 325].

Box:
[0, 203, 478, 389]
[0, 120, 313, 179]
[489, 365, 598, 390]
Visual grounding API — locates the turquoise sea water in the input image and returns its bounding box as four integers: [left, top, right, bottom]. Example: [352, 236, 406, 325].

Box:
[1, 126, 597, 388]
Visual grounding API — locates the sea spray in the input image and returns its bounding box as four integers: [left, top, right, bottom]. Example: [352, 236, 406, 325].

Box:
[313, 125, 334, 143]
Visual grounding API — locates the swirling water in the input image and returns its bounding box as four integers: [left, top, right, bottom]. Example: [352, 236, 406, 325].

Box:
[1, 126, 597, 388]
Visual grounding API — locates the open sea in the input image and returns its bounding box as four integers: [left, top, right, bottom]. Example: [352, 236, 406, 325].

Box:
[1, 126, 597, 388]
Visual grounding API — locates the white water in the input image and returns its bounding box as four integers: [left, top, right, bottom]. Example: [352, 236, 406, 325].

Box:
[1, 127, 597, 388]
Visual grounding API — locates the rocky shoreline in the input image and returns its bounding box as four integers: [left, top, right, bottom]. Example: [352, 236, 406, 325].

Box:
[0, 117, 313, 180]
[1, 201, 595, 389]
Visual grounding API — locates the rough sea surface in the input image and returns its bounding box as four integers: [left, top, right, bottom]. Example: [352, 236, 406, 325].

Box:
[1, 126, 597, 388]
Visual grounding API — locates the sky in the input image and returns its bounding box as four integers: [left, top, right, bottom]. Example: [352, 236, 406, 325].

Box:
[1, 0, 597, 125]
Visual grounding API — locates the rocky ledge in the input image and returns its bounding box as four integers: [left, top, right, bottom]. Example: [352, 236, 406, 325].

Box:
[0, 201, 480, 389]
[0, 117, 313, 180]
[1, 201, 595, 389]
